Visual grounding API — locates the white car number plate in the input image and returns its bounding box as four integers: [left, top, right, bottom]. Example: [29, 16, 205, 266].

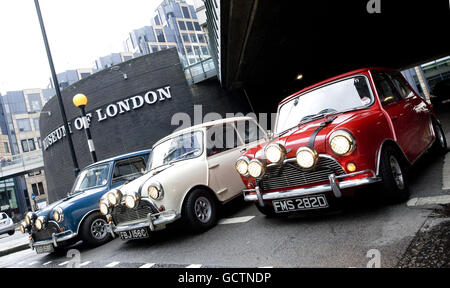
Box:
[35, 244, 54, 254]
[273, 194, 329, 213]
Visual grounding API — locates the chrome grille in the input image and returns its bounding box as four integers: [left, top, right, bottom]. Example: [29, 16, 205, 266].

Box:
[112, 200, 158, 225]
[259, 156, 345, 191]
[32, 222, 59, 241]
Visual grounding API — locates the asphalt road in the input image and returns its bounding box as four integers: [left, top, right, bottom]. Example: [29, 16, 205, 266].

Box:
[1, 109, 449, 268]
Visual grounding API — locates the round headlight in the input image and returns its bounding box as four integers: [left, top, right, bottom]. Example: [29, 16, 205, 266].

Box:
[265, 143, 286, 164]
[235, 157, 249, 175]
[147, 183, 164, 200]
[296, 147, 318, 169]
[25, 212, 35, 226]
[248, 159, 265, 178]
[35, 216, 46, 230]
[19, 222, 26, 234]
[52, 207, 64, 222]
[125, 193, 139, 209]
[106, 189, 122, 206]
[99, 200, 110, 216]
[329, 130, 355, 155]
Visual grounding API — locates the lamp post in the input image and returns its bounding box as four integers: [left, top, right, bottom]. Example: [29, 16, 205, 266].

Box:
[73, 94, 97, 163]
[34, 0, 79, 176]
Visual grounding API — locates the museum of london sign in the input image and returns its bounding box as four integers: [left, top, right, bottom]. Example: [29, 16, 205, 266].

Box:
[42, 86, 172, 151]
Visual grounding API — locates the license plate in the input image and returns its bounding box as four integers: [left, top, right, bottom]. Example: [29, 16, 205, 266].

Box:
[272, 194, 329, 213]
[119, 228, 150, 240]
[35, 244, 54, 254]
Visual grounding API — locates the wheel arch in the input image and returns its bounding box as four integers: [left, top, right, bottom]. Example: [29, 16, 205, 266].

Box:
[180, 185, 220, 215]
[76, 209, 101, 235]
[376, 139, 411, 176]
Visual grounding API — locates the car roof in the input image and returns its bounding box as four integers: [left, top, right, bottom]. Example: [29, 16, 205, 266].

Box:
[84, 149, 152, 169]
[279, 67, 397, 106]
[153, 116, 256, 147]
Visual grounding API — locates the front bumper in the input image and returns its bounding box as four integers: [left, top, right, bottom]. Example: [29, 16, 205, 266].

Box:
[109, 210, 180, 236]
[243, 170, 380, 206]
[29, 230, 78, 250]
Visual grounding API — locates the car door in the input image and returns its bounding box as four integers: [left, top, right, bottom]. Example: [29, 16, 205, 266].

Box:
[206, 123, 247, 202]
[388, 72, 434, 157]
[372, 71, 418, 162]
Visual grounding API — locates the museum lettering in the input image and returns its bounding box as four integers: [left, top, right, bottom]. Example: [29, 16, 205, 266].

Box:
[42, 85, 172, 151]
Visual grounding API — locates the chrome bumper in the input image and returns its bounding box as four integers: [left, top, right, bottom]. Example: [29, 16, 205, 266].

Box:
[244, 171, 380, 206]
[29, 230, 77, 249]
[109, 210, 180, 236]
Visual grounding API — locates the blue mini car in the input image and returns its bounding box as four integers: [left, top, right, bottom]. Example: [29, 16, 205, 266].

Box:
[20, 149, 152, 254]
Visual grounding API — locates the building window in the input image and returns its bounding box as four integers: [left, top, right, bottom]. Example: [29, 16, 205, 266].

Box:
[155, 29, 166, 42]
[33, 118, 39, 131]
[31, 182, 45, 196]
[194, 22, 201, 31]
[182, 33, 190, 43]
[186, 21, 194, 31]
[123, 55, 132, 61]
[190, 34, 197, 43]
[17, 119, 32, 132]
[27, 93, 42, 112]
[178, 20, 186, 30]
[201, 46, 209, 55]
[197, 34, 205, 43]
[160, 45, 168, 50]
[3, 142, 9, 154]
[186, 46, 193, 56]
[28, 139, 36, 151]
[38, 182, 45, 195]
[80, 73, 91, 79]
[37, 137, 41, 149]
[21, 140, 29, 152]
[151, 45, 159, 53]
[181, 6, 191, 18]
[154, 15, 161, 25]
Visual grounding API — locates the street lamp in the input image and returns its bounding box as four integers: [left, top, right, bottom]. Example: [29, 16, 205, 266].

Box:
[73, 94, 97, 163]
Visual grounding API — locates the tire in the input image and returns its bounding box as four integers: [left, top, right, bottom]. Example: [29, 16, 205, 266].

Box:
[182, 189, 218, 233]
[255, 203, 278, 218]
[79, 212, 111, 247]
[7, 230, 14, 236]
[432, 121, 448, 154]
[379, 146, 410, 203]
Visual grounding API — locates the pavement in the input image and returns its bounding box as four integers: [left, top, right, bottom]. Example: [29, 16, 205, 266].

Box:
[0, 105, 449, 268]
[0, 226, 29, 257]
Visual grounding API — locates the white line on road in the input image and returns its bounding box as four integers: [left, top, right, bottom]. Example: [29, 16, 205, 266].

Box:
[58, 261, 69, 266]
[139, 263, 155, 268]
[105, 261, 120, 268]
[443, 153, 450, 190]
[407, 195, 450, 207]
[186, 264, 202, 268]
[258, 266, 273, 268]
[42, 261, 52, 266]
[80, 261, 91, 267]
[28, 261, 38, 266]
[218, 216, 255, 225]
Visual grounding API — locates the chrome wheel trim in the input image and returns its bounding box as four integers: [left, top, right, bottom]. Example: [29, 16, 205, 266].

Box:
[194, 196, 212, 223]
[389, 155, 405, 190]
[90, 218, 107, 240]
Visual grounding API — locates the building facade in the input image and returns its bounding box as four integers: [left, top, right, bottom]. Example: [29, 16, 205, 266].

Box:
[95, 52, 136, 71]
[124, 0, 210, 67]
[49, 68, 95, 90]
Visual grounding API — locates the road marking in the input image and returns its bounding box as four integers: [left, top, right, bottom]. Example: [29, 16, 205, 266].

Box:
[407, 195, 450, 207]
[258, 266, 273, 268]
[43, 261, 52, 266]
[218, 216, 255, 225]
[443, 153, 450, 190]
[80, 261, 91, 267]
[186, 264, 202, 268]
[139, 263, 155, 268]
[16, 261, 24, 265]
[58, 261, 69, 266]
[105, 261, 120, 268]
[28, 261, 38, 266]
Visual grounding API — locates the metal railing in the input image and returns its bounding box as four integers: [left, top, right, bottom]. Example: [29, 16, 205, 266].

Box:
[0, 150, 44, 179]
[183, 57, 217, 84]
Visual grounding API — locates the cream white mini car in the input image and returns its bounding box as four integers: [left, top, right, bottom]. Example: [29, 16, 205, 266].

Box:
[99, 117, 267, 240]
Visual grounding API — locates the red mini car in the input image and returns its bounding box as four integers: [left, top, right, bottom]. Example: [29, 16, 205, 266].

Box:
[235, 67, 447, 216]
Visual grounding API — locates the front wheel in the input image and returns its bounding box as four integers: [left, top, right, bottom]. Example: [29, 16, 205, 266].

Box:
[379, 146, 410, 203]
[79, 212, 111, 247]
[182, 189, 218, 233]
[7, 230, 14, 236]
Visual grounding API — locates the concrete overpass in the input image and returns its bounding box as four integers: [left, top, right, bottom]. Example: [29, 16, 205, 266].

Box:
[205, 0, 450, 112]
[0, 150, 44, 180]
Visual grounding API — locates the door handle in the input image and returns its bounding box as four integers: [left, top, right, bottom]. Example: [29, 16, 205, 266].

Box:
[209, 163, 219, 169]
